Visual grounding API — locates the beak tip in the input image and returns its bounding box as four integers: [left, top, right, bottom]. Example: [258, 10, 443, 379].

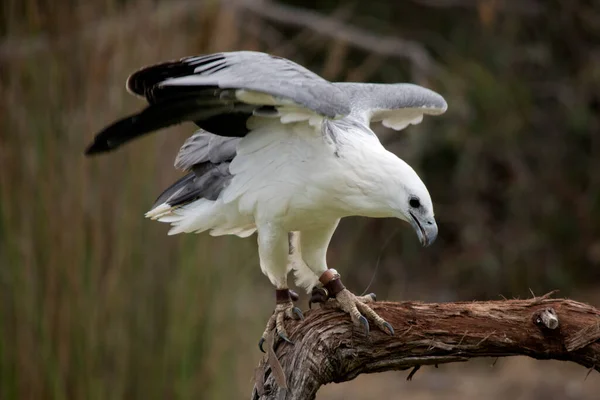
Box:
[424, 230, 438, 247]
[420, 225, 437, 248]
[408, 213, 438, 248]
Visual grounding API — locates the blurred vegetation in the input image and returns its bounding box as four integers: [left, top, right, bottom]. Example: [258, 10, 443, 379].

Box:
[1, 0, 599, 398]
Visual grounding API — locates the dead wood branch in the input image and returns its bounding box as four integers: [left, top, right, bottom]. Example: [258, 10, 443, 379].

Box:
[252, 295, 600, 400]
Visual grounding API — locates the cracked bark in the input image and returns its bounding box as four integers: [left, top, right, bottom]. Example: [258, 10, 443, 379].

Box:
[251, 293, 600, 400]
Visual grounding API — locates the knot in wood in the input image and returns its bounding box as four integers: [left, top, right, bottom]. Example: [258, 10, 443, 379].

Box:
[533, 308, 559, 330]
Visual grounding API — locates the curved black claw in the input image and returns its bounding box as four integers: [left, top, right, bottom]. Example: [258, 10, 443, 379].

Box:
[289, 290, 300, 302]
[278, 332, 294, 344]
[258, 337, 266, 353]
[292, 307, 304, 320]
[368, 293, 377, 301]
[383, 321, 395, 336]
[358, 315, 370, 336]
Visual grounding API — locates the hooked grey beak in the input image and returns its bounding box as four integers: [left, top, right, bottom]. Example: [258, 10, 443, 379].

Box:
[409, 212, 438, 247]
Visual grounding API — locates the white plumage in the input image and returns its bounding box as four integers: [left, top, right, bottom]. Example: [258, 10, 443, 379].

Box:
[87, 50, 446, 305]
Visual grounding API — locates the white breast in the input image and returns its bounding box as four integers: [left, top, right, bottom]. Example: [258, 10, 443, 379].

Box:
[221, 117, 353, 230]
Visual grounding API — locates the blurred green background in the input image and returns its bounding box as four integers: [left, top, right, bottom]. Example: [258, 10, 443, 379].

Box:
[2, 0, 600, 398]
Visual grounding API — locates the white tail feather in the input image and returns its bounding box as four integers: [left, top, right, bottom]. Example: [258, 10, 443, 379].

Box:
[145, 203, 172, 219]
[147, 199, 255, 238]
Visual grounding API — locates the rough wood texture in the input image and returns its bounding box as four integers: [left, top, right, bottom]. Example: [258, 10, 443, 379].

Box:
[252, 293, 600, 400]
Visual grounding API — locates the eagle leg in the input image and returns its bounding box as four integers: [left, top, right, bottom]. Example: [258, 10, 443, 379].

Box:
[258, 289, 303, 353]
[312, 269, 394, 337]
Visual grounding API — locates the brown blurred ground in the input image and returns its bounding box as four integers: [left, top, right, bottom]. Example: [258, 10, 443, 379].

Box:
[1, 0, 599, 398]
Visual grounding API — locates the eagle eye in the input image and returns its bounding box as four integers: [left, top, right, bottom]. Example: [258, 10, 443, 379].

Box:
[409, 197, 421, 209]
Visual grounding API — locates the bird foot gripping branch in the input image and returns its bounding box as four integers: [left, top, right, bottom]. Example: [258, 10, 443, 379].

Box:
[310, 269, 394, 336]
[259, 269, 394, 354]
[259, 289, 304, 353]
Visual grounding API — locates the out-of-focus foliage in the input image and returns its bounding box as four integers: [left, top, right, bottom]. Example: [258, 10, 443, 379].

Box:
[1, 0, 599, 398]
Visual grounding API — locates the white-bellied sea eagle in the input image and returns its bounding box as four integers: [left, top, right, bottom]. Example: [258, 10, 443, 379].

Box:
[86, 51, 447, 351]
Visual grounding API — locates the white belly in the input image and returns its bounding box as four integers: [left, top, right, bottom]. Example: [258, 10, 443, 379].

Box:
[222, 119, 348, 231]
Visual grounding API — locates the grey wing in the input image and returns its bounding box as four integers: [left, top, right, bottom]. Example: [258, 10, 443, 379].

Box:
[152, 163, 233, 208]
[153, 131, 238, 208]
[335, 82, 447, 131]
[174, 130, 240, 171]
[86, 51, 350, 155]
[144, 51, 350, 118]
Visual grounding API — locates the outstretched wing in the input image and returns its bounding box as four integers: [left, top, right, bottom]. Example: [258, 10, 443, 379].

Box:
[335, 83, 447, 131]
[86, 51, 350, 155]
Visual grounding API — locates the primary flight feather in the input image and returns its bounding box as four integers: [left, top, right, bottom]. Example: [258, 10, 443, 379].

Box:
[87, 51, 447, 349]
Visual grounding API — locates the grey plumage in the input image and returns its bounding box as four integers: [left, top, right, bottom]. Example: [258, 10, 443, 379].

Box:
[152, 161, 233, 208]
[154, 130, 238, 208]
[334, 83, 447, 115]
[154, 52, 446, 120]
[174, 130, 240, 171]
[87, 51, 446, 155]
[132, 51, 351, 118]
[152, 172, 196, 207]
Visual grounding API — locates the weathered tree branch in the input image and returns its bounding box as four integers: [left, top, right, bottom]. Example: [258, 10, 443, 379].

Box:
[252, 293, 600, 400]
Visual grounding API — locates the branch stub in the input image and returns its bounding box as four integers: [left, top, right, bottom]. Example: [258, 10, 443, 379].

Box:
[533, 308, 560, 330]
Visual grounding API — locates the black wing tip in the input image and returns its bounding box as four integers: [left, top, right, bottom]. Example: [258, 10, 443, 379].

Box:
[84, 139, 114, 156]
